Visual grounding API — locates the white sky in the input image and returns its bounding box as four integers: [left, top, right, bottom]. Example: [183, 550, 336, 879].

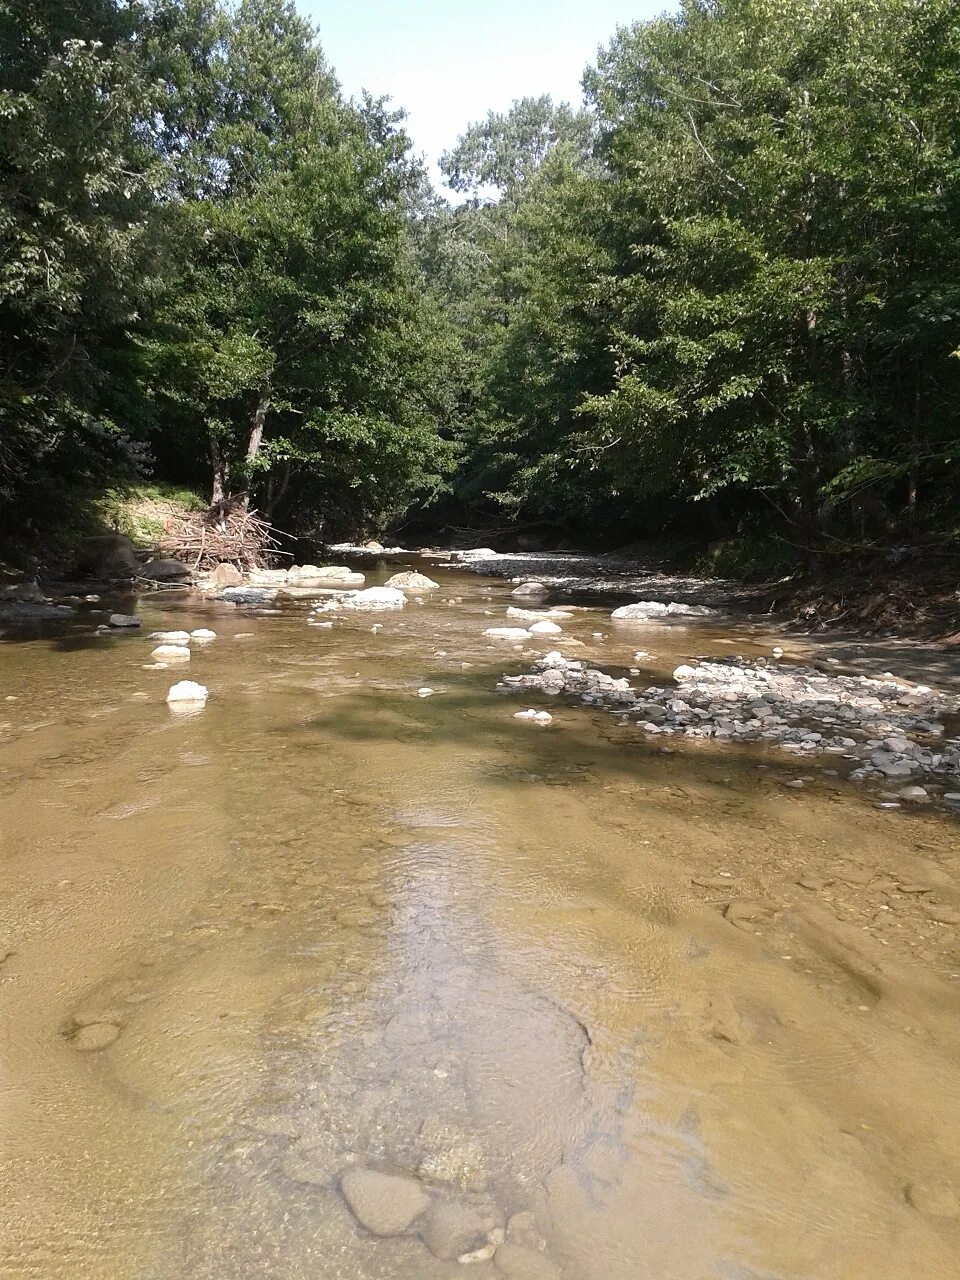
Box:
[301, 1, 665, 187]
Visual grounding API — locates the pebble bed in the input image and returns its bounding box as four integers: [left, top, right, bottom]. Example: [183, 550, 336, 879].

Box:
[500, 653, 960, 796]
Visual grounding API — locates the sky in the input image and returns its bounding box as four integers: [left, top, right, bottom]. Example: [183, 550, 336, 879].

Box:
[301, 1, 664, 188]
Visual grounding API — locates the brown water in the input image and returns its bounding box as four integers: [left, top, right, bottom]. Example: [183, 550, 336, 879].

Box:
[2, 565, 959, 1279]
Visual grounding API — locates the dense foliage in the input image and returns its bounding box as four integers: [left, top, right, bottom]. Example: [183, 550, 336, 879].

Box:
[2, 0, 959, 557]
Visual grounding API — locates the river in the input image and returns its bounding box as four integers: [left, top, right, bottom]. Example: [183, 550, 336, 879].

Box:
[1, 559, 958, 1278]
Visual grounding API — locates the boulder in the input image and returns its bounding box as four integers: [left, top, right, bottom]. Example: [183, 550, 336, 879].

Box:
[211, 562, 243, 588]
[363, 540, 385, 552]
[339, 1168, 430, 1236]
[108, 613, 140, 628]
[139, 558, 191, 583]
[511, 581, 549, 598]
[385, 571, 439, 590]
[76, 534, 139, 579]
[529, 620, 562, 635]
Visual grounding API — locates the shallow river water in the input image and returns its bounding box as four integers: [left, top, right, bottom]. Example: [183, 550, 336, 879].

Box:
[1, 562, 959, 1279]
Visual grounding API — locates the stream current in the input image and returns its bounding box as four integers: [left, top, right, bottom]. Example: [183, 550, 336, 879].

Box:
[1, 560, 958, 1279]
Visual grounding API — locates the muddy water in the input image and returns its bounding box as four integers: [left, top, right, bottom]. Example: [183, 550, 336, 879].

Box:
[1, 565, 959, 1279]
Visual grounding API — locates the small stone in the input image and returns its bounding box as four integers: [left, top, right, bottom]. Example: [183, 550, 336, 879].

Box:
[898, 785, 927, 801]
[70, 1021, 120, 1051]
[385, 571, 439, 590]
[529, 620, 562, 635]
[108, 613, 140, 628]
[485, 627, 531, 640]
[419, 1201, 488, 1260]
[724, 900, 771, 927]
[784, 779, 804, 789]
[340, 1168, 430, 1236]
[190, 628, 217, 640]
[148, 630, 191, 643]
[905, 1181, 960, 1218]
[417, 687, 435, 698]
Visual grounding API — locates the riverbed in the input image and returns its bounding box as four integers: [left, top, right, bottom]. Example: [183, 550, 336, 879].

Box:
[1, 560, 958, 1278]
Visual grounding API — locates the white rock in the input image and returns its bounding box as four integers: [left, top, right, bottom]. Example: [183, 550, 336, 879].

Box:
[514, 709, 552, 724]
[333, 587, 406, 611]
[611, 601, 714, 620]
[417, 688, 435, 698]
[485, 627, 531, 640]
[190, 628, 217, 640]
[898, 786, 928, 801]
[108, 613, 140, 628]
[148, 630, 191, 643]
[151, 644, 191, 660]
[507, 607, 573, 620]
[529, 620, 562, 635]
[166, 680, 208, 704]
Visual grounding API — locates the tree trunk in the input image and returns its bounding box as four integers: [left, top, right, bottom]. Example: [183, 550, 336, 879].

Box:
[209, 436, 229, 507]
[243, 385, 270, 510]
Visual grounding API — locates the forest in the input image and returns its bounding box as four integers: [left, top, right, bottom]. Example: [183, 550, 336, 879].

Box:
[3, 0, 960, 571]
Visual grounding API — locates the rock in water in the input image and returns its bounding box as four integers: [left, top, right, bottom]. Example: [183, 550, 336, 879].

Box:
[70, 1021, 120, 1051]
[211, 562, 243, 588]
[385, 571, 440, 590]
[528, 619, 562, 635]
[514, 709, 552, 724]
[108, 613, 140, 628]
[139, 558, 190, 583]
[148, 630, 191, 643]
[339, 1168, 431, 1236]
[218, 586, 277, 605]
[511, 581, 549, 598]
[485, 627, 531, 640]
[190, 628, 217, 641]
[329, 587, 406, 611]
[611, 600, 715, 619]
[420, 1202, 488, 1260]
[152, 644, 190, 661]
[166, 680, 208, 704]
[287, 564, 365, 586]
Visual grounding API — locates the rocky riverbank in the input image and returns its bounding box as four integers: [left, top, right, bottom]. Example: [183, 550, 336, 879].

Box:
[500, 652, 960, 808]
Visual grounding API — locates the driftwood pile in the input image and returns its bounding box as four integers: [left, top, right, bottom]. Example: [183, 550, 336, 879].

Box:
[158, 503, 286, 572]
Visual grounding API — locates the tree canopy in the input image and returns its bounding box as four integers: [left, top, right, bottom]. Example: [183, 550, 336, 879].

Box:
[3, 0, 959, 556]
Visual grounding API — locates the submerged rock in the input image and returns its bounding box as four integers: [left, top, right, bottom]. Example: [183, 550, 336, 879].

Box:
[419, 1201, 488, 1260]
[288, 564, 365, 586]
[108, 613, 140, 628]
[529, 619, 562, 635]
[339, 1168, 430, 1236]
[148, 630, 191, 643]
[511, 581, 549, 598]
[152, 644, 190, 660]
[317, 586, 406, 611]
[514, 709, 552, 724]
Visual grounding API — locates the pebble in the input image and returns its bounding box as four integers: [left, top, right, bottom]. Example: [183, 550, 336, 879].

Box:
[339, 1168, 430, 1236]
